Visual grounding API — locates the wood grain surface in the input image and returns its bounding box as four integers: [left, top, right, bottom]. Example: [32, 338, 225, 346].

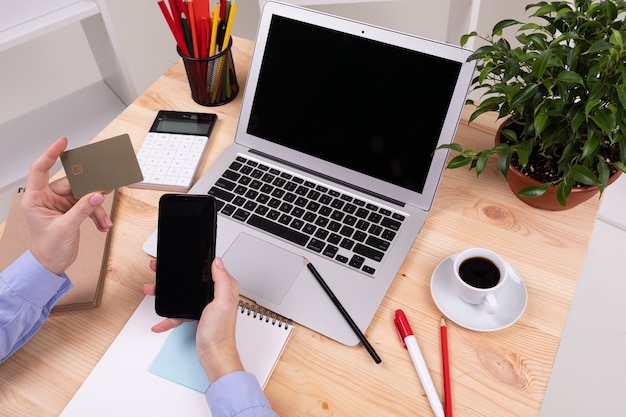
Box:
[0, 37, 601, 417]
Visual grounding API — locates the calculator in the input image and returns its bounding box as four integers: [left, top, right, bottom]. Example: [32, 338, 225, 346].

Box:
[131, 111, 218, 191]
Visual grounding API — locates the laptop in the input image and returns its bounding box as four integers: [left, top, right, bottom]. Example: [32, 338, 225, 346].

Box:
[144, 1, 475, 346]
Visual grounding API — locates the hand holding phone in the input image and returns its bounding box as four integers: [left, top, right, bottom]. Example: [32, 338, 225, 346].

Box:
[155, 194, 217, 319]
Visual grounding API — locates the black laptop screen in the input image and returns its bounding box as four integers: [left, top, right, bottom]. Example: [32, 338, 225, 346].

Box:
[247, 15, 462, 194]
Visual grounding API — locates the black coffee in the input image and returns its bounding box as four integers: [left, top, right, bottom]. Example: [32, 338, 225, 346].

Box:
[459, 257, 500, 289]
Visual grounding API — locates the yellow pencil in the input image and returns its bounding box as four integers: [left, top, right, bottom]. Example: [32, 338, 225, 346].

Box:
[209, 4, 220, 56]
[221, 2, 237, 51]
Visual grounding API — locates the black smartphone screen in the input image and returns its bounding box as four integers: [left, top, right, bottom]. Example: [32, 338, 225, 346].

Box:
[155, 194, 217, 319]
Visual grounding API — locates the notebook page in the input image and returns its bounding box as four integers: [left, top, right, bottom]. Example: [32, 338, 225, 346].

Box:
[60, 296, 292, 416]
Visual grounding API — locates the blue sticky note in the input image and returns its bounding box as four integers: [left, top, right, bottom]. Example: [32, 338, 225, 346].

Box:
[148, 322, 210, 393]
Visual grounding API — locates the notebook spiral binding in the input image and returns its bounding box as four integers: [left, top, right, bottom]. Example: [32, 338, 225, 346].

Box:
[238, 301, 292, 330]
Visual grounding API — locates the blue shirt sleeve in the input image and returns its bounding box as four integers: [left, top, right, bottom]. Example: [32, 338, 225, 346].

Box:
[206, 371, 280, 417]
[0, 250, 72, 363]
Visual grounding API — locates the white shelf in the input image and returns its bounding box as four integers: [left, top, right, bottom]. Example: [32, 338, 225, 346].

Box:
[0, 1, 100, 53]
[0, 0, 137, 197]
[0, 81, 126, 194]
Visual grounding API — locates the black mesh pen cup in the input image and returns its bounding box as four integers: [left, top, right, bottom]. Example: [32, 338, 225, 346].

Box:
[177, 37, 239, 106]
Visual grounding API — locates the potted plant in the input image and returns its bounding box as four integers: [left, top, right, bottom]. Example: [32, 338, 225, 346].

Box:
[440, 0, 626, 209]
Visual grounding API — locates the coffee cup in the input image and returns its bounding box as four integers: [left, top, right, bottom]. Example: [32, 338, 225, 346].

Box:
[451, 248, 508, 314]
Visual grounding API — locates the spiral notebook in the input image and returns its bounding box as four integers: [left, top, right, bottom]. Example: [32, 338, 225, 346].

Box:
[60, 296, 293, 417]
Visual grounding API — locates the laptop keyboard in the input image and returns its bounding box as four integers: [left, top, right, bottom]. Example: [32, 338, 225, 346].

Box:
[208, 155, 406, 276]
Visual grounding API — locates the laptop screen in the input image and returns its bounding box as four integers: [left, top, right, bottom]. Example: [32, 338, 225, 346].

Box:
[246, 15, 462, 194]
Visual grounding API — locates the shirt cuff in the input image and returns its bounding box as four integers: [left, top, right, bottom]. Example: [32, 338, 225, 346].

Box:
[206, 371, 274, 416]
[1, 250, 72, 307]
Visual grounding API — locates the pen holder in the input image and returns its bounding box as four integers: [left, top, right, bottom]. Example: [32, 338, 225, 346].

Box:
[178, 37, 239, 106]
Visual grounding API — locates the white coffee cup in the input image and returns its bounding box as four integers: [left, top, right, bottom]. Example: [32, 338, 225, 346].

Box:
[451, 248, 508, 314]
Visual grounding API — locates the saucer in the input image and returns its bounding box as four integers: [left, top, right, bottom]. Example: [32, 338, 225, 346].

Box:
[430, 255, 527, 332]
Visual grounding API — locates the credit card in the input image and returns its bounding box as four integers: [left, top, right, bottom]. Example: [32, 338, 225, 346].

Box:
[60, 134, 143, 198]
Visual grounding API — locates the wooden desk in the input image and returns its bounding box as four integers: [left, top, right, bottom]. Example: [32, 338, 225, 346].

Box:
[0, 37, 600, 416]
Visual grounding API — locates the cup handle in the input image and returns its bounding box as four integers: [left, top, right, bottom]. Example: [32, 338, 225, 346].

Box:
[484, 293, 498, 315]
[506, 264, 522, 284]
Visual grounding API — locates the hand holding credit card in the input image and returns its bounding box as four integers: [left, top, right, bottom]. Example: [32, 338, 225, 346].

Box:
[60, 134, 143, 198]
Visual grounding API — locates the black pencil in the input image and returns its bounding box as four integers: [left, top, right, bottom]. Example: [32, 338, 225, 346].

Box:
[304, 257, 382, 364]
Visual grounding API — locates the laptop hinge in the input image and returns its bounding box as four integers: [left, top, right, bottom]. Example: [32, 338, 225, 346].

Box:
[248, 149, 406, 207]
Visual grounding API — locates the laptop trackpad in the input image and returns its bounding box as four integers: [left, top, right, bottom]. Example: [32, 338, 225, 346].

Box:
[221, 233, 303, 305]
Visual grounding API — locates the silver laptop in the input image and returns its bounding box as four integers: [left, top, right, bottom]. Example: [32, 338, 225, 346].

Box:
[144, 1, 475, 346]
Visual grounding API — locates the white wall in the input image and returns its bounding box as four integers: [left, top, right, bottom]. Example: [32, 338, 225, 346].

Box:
[0, 0, 528, 126]
[301, 1, 453, 41]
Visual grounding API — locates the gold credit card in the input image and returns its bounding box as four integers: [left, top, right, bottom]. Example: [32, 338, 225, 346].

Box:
[60, 134, 143, 198]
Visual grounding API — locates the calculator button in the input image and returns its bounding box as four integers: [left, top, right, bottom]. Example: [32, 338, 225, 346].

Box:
[133, 132, 210, 191]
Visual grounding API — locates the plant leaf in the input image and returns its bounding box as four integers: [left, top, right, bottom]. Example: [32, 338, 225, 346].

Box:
[517, 184, 549, 197]
[447, 155, 472, 169]
[527, 33, 548, 50]
[553, 31, 580, 45]
[597, 159, 610, 188]
[557, 70, 584, 85]
[530, 3, 557, 18]
[610, 28, 624, 47]
[581, 134, 600, 160]
[585, 98, 601, 116]
[570, 165, 601, 186]
[469, 106, 498, 123]
[437, 143, 463, 152]
[555, 4, 574, 21]
[498, 147, 512, 178]
[476, 152, 490, 175]
[500, 128, 518, 142]
[617, 84, 626, 111]
[584, 39, 613, 55]
[460, 31, 477, 47]
[556, 180, 572, 207]
[590, 108, 617, 136]
[571, 111, 585, 133]
[503, 57, 520, 81]
[510, 84, 539, 108]
[478, 65, 495, 84]
[492, 19, 522, 36]
[532, 50, 551, 79]
[534, 113, 549, 136]
[520, 22, 544, 32]
[467, 45, 496, 62]
[516, 147, 530, 168]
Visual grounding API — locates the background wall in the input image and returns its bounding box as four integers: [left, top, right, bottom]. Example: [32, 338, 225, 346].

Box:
[0, 0, 531, 126]
[0, 0, 528, 220]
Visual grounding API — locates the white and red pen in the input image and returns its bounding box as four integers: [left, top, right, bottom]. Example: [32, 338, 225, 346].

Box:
[394, 309, 445, 417]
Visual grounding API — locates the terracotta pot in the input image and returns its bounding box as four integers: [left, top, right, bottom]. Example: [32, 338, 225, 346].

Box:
[505, 161, 621, 210]
[496, 121, 623, 211]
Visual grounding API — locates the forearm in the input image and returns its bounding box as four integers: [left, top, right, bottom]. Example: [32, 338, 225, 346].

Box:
[206, 371, 279, 417]
[199, 341, 244, 383]
[0, 250, 71, 363]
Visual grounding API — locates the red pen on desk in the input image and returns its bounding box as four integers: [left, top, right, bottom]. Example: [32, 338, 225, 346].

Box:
[440, 317, 453, 417]
[394, 310, 445, 417]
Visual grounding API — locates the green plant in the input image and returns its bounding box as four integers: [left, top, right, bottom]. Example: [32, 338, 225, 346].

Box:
[440, 0, 626, 206]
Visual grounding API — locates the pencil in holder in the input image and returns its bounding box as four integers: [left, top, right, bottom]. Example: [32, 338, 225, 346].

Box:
[178, 37, 239, 106]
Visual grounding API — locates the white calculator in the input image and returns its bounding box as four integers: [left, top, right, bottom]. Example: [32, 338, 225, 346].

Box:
[132, 111, 217, 191]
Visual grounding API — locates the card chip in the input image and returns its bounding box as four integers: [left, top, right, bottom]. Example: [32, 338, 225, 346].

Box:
[72, 165, 84, 175]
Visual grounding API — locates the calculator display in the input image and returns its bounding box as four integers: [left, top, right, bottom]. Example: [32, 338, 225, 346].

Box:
[150, 111, 217, 136]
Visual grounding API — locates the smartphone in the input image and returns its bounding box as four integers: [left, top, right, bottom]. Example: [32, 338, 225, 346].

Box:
[155, 194, 217, 319]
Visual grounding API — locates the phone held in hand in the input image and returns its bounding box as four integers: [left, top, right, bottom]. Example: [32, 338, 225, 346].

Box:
[155, 194, 217, 319]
